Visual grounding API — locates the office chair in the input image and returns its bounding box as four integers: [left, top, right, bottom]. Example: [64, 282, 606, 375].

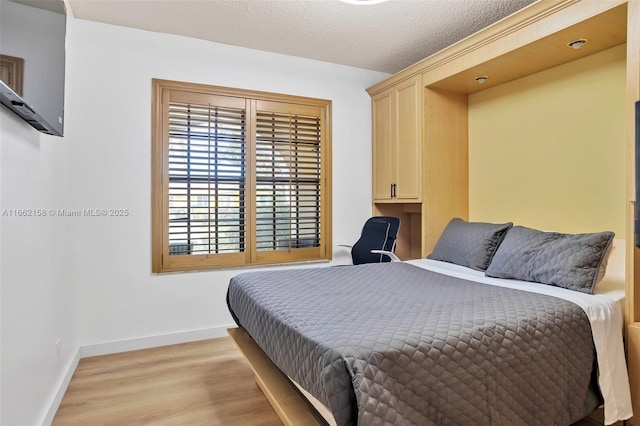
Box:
[349, 216, 401, 265]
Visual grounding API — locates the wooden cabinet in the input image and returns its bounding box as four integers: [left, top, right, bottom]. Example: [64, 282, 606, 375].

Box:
[372, 75, 421, 202]
[370, 77, 468, 259]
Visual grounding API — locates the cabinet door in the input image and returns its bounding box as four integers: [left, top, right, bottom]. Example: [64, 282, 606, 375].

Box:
[372, 91, 394, 201]
[394, 77, 421, 201]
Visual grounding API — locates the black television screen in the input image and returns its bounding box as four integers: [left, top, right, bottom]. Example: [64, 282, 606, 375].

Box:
[0, 0, 66, 136]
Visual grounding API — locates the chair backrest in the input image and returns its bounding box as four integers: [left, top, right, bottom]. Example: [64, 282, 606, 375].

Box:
[351, 216, 401, 265]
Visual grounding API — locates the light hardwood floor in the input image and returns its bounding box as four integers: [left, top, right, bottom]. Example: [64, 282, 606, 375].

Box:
[53, 336, 599, 425]
[53, 337, 281, 425]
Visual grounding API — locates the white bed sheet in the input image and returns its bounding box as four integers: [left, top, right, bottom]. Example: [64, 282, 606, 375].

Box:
[406, 258, 632, 425]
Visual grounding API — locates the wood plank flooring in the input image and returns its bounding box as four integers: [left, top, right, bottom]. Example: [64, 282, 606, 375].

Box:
[53, 336, 599, 425]
[53, 337, 281, 425]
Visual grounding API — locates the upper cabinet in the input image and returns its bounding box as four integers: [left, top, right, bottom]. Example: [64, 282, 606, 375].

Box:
[370, 73, 467, 258]
[372, 75, 422, 202]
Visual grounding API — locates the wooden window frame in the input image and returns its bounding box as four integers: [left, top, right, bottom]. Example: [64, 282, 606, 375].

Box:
[151, 79, 332, 272]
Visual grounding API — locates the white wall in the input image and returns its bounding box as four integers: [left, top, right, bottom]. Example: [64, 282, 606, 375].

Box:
[1, 91, 77, 424]
[0, 14, 387, 426]
[1, 7, 77, 423]
[66, 18, 386, 349]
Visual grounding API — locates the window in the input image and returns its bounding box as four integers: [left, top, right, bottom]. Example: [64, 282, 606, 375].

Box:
[152, 79, 332, 272]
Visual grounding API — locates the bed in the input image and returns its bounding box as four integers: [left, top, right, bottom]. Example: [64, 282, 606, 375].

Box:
[226, 220, 632, 426]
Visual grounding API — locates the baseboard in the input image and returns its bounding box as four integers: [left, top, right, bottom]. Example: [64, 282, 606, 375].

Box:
[79, 325, 233, 358]
[40, 325, 233, 424]
[40, 346, 81, 426]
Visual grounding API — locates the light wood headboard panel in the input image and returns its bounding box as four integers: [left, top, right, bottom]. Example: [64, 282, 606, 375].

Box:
[467, 45, 626, 235]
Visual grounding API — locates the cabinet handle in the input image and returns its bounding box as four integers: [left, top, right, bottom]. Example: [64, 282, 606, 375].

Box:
[391, 183, 397, 198]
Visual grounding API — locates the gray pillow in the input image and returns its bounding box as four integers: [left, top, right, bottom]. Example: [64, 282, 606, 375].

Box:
[485, 226, 614, 294]
[427, 218, 513, 271]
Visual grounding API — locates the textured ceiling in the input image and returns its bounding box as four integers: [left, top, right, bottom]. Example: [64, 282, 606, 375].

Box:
[67, 0, 537, 74]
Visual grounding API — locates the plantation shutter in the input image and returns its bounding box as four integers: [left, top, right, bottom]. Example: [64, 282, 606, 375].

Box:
[163, 91, 248, 268]
[152, 80, 331, 272]
[255, 103, 323, 256]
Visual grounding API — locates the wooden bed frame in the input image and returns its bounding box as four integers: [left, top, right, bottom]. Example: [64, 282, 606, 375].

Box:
[228, 327, 328, 426]
[230, 0, 640, 424]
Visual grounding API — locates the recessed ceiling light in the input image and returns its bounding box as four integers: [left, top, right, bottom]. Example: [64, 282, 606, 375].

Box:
[567, 39, 588, 49]
[475, 75, 488, 84]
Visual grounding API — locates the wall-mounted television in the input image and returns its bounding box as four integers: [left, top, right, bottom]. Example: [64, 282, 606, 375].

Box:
[0, 0, 66, 136]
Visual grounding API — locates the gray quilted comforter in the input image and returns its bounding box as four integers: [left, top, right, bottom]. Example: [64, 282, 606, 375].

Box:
[227, 262, 600, 426]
